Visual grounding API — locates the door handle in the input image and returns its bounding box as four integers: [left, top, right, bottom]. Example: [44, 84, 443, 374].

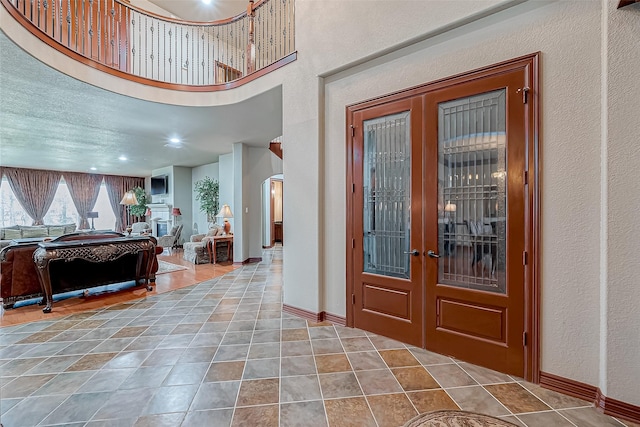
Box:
[427, 250, 440, 258]
[404, 249, 420, 257]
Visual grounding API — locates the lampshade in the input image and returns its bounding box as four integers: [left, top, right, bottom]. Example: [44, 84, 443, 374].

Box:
[444, 202, 457, 212]
[145, 208, 152, 217]
[87, 211, 99, 219]
[119, 190, 138, 206]
[172, 207, 182, 216]
[217, 204, 233, 218]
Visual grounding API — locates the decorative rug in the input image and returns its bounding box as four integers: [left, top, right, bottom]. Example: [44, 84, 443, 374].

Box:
[156, 260, 188, 275]
[403, 410, 517, 427]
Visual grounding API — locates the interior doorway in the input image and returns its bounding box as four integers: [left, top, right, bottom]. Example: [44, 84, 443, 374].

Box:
[262, 175, 283, 248]
[346, 54, 539, 380]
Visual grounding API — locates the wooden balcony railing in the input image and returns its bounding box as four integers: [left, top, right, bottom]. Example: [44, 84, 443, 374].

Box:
[2, 0, 296, 91]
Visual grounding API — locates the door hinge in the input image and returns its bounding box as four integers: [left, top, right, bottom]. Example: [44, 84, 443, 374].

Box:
[523, 331, 528, 346]
[350, 125, 355, 137]
[352, 294, 356, 305]
[523, 170, 529, 185]
[517, 87, 530, 104]
[352, 238, 355, 248]
[522, 251, 528, 265]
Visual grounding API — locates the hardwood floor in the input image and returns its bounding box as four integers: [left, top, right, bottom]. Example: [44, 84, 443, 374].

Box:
[0, 249, 238, 327]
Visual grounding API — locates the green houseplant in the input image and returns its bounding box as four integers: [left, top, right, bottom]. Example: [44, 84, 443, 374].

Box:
[129, 186, 148, 218]
[194, 176, 220, 224]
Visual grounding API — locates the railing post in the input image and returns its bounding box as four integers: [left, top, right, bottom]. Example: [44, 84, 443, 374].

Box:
[246, 0, 255, 75]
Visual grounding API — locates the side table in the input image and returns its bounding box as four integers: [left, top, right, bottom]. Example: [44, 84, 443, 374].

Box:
[207, 235, 233, 264]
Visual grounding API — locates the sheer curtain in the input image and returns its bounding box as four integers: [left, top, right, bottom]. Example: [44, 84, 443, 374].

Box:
[3, 167, 62, 225]
[104, 175, 144, 232]
[64, 172, 104, 229]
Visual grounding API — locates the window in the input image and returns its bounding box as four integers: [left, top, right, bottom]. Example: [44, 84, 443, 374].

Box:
[0, 179, 31, 226]
[42, 179, 80, 225]
[0, 178, 116, 229]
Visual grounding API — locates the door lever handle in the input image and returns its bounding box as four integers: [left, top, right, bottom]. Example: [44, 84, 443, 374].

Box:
[427, 250, 440, 258]
[404, 249, 420, 257]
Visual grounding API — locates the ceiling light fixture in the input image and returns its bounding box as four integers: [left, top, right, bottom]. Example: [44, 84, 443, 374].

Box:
[169, 137, 181, 144]
[118, 155, 128, 161]
[201, 0, 211, 4]
[90, 167, 97, 171]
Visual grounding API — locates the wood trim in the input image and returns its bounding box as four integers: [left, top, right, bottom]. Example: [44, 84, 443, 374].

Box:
[347, 53, 540, 112]
[618, 0, 639, 8]
[1, 0, 296, 91]
[528, 53, 542, 384]
[540, 372, 640, 424]
[282, 304, 323, 323]
[598, 391, 640, 424]
[233, 257, 262, 265]
[539, 372, 598, 402]
[323, 312, 347, 326]
[282, 304, 348, 326]
[215, 60, 243, 84]
[346, 53, 540, 381]
[345, 107, 355, 328]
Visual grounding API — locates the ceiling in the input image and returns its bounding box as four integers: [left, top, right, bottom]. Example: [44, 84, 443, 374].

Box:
[0, 0, 282, 177]
[145, 0, 249, 21]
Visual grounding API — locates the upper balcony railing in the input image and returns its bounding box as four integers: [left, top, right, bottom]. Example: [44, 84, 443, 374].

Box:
[2, 0, 296, 90]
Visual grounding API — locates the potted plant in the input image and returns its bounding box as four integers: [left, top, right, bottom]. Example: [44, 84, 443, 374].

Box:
[194, 176, 220, 225]
[129, 186, 148, 218]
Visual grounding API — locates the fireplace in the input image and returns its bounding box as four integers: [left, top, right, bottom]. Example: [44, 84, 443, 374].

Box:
[156, 222, 168, 237]
[147, 203, 172, 237]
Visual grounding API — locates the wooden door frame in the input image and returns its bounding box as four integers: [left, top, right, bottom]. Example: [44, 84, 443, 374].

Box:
[346, 53, 540, 382]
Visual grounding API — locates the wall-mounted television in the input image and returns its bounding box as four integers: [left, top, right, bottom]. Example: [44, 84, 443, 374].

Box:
[150, 175, 168, 195]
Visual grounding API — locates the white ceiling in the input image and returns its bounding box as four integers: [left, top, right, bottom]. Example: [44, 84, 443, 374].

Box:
[0, 0, 282, 177]
[146, 0, 249, 21]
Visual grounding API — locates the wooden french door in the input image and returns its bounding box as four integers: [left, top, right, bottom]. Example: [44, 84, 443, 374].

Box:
[350, 97, 425, 348]
[424, 67, 530, 376]
[348, 55, 538, 378]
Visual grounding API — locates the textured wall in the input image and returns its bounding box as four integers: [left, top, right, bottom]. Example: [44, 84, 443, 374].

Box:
[321, 0, 603, 388]
[603, 0, 640, 405]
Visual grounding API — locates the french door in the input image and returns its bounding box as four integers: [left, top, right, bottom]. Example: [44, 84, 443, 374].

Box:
[350, 97, 424, 347]
[347, 55, 538, 378]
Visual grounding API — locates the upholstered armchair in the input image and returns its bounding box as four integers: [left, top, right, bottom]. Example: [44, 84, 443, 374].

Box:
[183, 224, 224, 264]
[157, 224, 183, 253]
[131, 222, 151, 234]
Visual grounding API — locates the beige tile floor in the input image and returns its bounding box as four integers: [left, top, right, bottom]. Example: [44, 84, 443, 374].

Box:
[0, 246, 636, 426]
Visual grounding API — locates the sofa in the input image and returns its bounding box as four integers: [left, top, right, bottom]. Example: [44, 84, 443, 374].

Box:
[183, 224, 231, 264]
[0, 231, 162, 309]
[0, 224, 77, 249]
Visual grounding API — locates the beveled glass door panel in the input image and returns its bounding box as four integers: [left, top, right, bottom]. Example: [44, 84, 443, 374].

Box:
[438, 89, 507, 294]
[363, 112, 411, 279]
[349, 96, 424, 348]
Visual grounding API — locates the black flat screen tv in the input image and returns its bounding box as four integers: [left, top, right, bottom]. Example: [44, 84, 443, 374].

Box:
[150, 175, 168, 195]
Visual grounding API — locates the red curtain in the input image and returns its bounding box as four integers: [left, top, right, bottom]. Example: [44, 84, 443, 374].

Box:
[104, 175, 144, 232]
[4, 167, 62, 225]
[64, 172, 104, 229]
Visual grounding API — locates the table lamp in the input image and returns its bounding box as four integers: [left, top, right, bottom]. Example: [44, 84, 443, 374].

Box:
[217, 204, 234, 235]
[87, 211, 99, 230]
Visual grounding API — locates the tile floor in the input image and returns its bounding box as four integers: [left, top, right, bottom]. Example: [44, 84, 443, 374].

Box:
[0, 246, 635, 427]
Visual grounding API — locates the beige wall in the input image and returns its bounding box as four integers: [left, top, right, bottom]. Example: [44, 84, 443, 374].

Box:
[602, 0, 640, 405]
[323, 0, 604, 385]
[3, 0, 640, 407]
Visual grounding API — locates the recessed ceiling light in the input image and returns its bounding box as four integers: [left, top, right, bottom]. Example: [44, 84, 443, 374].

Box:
[90, 167, 97, 171]
[169, 137, 181, 144]
[118, 155, 128, 161]
[202, 0, 211, 4]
